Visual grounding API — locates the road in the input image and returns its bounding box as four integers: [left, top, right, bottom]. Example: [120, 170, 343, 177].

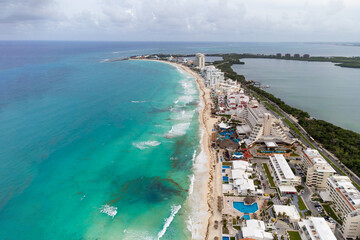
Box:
[247, 88, 360, 188]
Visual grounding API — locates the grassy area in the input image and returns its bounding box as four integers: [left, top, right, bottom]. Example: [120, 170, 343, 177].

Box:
[297, 196, 307, 211]
[222, 162, 232, 166]
[322, 204, 342, 224]
[254, 179, 260, 186]
[283, 119, 315, 147]
[263, 163, 276, 188]
[232, 226, 241, 230]
[288, 231, 302, 240]
[264, 102, 284, 117]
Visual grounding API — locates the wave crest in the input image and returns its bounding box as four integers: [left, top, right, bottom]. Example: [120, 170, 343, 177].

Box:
[157, 205, 181, 240]
[100, 205, 117, 218]
[133, 141, 161, 150]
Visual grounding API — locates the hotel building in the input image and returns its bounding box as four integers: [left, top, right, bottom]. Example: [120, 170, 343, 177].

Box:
[302, 148, 336, 188]
[236, 101, 293, 145]
[203, 65, 224, 89]
[269, 154, 301, 187]
[326, 175, 360, 239]
[298, 217, 336, 240]
[195, 53, 205, 70]
[241, 219, 273, 240]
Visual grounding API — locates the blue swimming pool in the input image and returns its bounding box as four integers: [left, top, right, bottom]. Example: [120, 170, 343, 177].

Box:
[222, 237, 229, 240]
[241, 214, 250, 220]
[223, 176, 229, 181]
[222, 166, 230, 169]
[233, 202, 258, 213]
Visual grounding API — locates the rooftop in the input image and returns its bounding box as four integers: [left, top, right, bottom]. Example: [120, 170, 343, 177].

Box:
[273, 205, 301, 221]
[328, 175, 360, 208]
[242, 220, 273, 240]
[265, 141, 278, 148]
[270, 154, 296, 180]
[303, 149, 335, 172]
[299, 217, 336, 240]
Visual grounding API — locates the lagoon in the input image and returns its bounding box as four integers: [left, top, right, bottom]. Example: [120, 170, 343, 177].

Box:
[232, 58, 360, 133]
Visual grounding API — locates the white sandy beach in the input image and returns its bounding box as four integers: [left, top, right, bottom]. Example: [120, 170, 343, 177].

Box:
[165, 61, 221, 240]
[132, 59, 221, 239]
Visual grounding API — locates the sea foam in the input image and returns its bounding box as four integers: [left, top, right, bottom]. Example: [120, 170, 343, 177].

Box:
[133, 141, 161, 150]
[100, 205, 117, 218]
[157, 205, 181, 240]
[164, 122, 190, 138]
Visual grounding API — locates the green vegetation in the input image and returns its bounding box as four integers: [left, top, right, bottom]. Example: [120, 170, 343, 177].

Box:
[233, 226, 241, 230]
[211, 53, 360, 69]
[297, 196, 307, 211]
[288, 231, 301, 240]
[263, 163, 276, 188]
[322, 204, 342, 224]
[295, 185, 304, 192]
[215, 57, 360, 178]
[300, 118, 360, 176]
[264, 102, 284, 117]
[254, 180, 260, 186]
[222, 162, 232, 166]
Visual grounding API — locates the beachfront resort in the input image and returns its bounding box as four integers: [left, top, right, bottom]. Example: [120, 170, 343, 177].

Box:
[129, 54, 360, 240]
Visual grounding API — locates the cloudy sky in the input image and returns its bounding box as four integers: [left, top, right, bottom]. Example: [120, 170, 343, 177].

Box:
[1, 0, 359, 41]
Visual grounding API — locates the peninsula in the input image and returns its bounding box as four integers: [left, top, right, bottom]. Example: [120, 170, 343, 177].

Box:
[129, 53, 360, 240]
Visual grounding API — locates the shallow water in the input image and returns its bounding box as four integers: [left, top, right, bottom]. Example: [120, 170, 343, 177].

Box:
[0, 53, 200, 239]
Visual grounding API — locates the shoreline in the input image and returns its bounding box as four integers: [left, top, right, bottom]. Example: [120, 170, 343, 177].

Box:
[133, 59, 219, 239]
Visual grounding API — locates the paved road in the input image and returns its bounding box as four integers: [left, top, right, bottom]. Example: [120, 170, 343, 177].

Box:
[247, 88, 360, 187]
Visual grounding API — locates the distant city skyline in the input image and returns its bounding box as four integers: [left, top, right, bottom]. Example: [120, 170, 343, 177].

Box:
[1, 0, 360, 41]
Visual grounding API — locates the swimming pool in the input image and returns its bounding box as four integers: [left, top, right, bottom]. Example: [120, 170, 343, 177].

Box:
[241, 214, 250, 220]
[233, 202, 258, 213]
[223, 176, 229, 181]
[222, 166, 230, 169]
[222, 237, 229, 240]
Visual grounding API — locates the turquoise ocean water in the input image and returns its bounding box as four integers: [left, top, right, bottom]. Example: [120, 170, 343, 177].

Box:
[0, 45, 201, 239]
[1, 41, 360, 239]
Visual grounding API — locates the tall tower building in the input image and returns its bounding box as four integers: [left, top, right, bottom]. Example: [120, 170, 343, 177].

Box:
[195, 53, 205, 70]
[263, 113, 272, 136]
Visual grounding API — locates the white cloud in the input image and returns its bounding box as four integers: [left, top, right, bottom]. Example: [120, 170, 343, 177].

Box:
[0, 0, 359, 41]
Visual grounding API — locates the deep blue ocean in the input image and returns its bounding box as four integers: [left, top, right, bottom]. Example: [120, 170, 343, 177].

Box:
[0, 41, 360, 239]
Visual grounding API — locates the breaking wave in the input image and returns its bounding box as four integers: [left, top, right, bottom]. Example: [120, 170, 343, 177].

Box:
[133, 141, 161, 150]
[157, 205, 181, 240]
[100, 205, 117, 218]
[164, 123, 190, 138]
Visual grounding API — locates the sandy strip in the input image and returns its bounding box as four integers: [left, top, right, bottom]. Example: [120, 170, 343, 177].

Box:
[130, 59, 221, 239]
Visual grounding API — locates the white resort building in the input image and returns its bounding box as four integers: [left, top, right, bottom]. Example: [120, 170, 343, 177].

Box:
[203, 65, 224, 89]
[241, 219, 273, 240]
[298, 217, 337, 240]
[301, 148, 336, 188]
[230, 161, 260, 195]
[269, 154, 301, 190]
[235, 100, 293, 145]
[273, 205, 301, 223]
[326, 175, 360, 239]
